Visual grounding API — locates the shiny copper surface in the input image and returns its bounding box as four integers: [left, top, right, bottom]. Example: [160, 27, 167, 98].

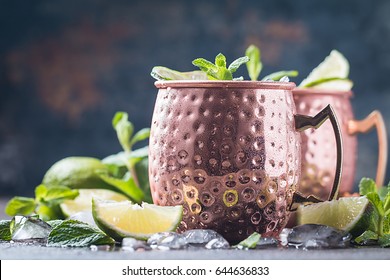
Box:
[149, 81, 341, 243]
[293, 88, 387, 200]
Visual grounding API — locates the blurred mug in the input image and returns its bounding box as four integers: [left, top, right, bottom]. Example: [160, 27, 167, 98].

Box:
[149, 81, 343, 243]
[293, 88, 387, 200]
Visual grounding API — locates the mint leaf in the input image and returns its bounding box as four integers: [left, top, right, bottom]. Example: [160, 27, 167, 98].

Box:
[378, 234, 390, 247]
[5, 197, 36, 216]
[354, 230, 378, 245]
[151, 66, 207, 81]
[97, 171, 144, 203]
[359, 177, 377, 195]
[134, 157, 152, 203]
[366, 192, 385, 216]
[129, 128, 150, 147]
[378, 186, 390, 200]
[245, 44, 262, 81]
[36, 204, 64, 221]
[234, 232, 261, 249]
[383, 192, 390, 214]
[192, 58, 218, 73]
[46, 219, 63, 229]
[261, 70, 298, 81]
[47, 220, 115, 247]
[0, 220, 11, 241]
[113, 112, 134, 152]
[35, 184, 79, 205]
[228, 56, 250, 73]
[215, 53, 227, 68]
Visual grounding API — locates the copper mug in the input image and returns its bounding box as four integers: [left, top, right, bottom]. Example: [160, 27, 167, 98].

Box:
[149, 81, 343, 243]
[293, 88, 387, 200]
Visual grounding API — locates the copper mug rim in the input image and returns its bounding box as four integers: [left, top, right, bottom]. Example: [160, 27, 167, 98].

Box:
[293, 87, 353, 97]
[155, 80, 296, 90]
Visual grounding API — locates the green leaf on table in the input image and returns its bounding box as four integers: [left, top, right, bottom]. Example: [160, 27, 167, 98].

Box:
[46, 219, 64, 229]
[245, 44, 262, 81]
[359, 177, 377, 196]
[0, 220, 11, 241]
[261, 70, 298, 81]
[5, 197, 36, 216]
[96, 171, 144, 203]
[354, 230, 378, 245]
[234, 232, 261, 249]
[36, 204, 64, 221]
[151, 66, 207, 81]
[47, 220, 115, 247]
[130, 128, 151, 147]
[112, 112, 134, 152]
[378, 234, 390, 247]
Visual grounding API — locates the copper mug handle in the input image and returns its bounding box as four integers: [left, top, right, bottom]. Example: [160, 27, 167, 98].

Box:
[348, 110, 388, 188]
[289, 105, 343, 211]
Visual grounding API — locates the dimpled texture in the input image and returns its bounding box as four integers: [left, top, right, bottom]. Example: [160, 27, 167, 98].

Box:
[149, 84, 300, 244]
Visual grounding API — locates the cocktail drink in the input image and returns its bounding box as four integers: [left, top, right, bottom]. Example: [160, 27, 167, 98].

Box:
[149, 80, 342, 243]
[293, 88, 387, 200]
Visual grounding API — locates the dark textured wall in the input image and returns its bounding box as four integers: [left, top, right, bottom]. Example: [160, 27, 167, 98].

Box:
[1, 0, 390, 196]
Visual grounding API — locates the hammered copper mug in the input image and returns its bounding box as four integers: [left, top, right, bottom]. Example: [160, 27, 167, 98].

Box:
[293, 88, 387, 200]
[149, 81, 343, 243]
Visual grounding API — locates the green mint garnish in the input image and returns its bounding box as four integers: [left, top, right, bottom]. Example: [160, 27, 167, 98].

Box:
[151, 66, 207, 81]
[5, 186, 78, 221]
[245, 45, 262, 81]
[192, 53, 249, 80]
[354, 177, 390, 246]
[47, 220, 115, 247]
[0, 220, 11, 241]
[234, 232, 261, 249]
[261, 70, 299, 81]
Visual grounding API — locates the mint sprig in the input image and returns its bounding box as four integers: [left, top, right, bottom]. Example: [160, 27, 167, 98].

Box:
[5, 185, 79, 221]
[234, 232, 261, 249]
[192, 53, 249, 80]
[355, 178, 390, 247]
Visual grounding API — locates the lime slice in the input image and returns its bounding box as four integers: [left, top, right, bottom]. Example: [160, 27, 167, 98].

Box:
[42, 157, 115, 190]
[60, 189, 128, 217]
[304, 78, 354, 91]
[92, 198, 183, 240]
[297, 196, 375, 237]
[299, 50, 350, 88]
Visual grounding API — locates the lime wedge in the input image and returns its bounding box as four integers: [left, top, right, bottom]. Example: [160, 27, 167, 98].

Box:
[60, 189, 128, 217]
[299, 50, 350, 88]
[92, 198, 183, 240]
[297, 196, 375, 237]
[304, 78, 354, 91]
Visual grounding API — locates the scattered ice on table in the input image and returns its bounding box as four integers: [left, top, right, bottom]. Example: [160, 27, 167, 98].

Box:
[68, 211, 97, 228]
[287, 224, 352, 249]
[205, 238, 230, 249]
[279, 76, 290, 82]
[182, 229, 224, 246]
[122, 237, 150, 251]
[279, 228, 292, 246]
[147, 232, 187, 250]
[256, 237, 279, 248]
[90, 245, 114, 251]
[11, 216, 52, 242]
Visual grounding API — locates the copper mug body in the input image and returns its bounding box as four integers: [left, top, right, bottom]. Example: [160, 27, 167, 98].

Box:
[293, 88, 387, 200]
[149, 81, 342, 243]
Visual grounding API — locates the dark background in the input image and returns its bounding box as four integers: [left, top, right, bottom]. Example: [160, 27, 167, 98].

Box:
[1, 0, 390, 197]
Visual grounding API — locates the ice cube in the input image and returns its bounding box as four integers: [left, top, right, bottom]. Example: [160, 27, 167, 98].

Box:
[182, 229, 223, 246]
[279, 228, 292, 247]
[205, 238, 230, 249]
[122, 237, 150, 251]
[279, 76, 290, 82]
[147, 232, 187, 250]
[287, 224, 352, 249]
[256, 237, 279, 248]
[11, 216, 52, 241]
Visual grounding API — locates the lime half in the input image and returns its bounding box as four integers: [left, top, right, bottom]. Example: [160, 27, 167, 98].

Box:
[60, 189, 128, 217]
[92, 198, 183, 240]
[297, 196, 375, 237]
[299, 50, 351, 89]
